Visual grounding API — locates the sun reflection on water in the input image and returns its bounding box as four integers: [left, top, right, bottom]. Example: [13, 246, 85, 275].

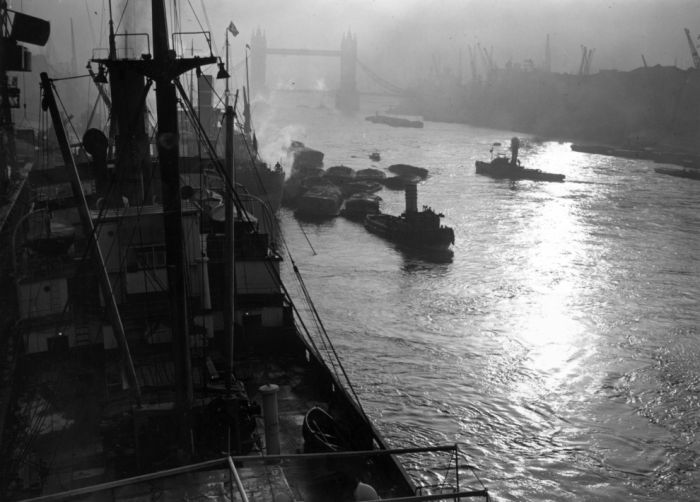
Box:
[510, 150, 590, 389]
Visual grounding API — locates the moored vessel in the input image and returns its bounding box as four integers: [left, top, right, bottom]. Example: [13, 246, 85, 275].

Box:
[476, 137, 565, 182]
[364, 184, 455, 254]
[0, 3, 488, 501]
[388, 164, 429, 179]
[295, 181, 343, 219]
[340, 192, 381, 220]
[288, 140, 324, 172]
[366, 114, 424, 128]
[654, 166, 700, 180]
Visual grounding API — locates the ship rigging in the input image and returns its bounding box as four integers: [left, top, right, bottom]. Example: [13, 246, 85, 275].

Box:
[0, 2, 488, 500]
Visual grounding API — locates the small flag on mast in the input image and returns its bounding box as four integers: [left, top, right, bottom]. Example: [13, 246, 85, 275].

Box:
[228, 22, 239, 37]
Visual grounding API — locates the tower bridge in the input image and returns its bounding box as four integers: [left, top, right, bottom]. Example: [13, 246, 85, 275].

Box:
[249, 29, 407, 112]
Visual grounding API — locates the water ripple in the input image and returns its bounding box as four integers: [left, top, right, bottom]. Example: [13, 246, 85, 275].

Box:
[268, 94, 700, 501]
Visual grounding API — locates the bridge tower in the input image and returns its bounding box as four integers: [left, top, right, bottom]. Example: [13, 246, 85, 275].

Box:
[250, 28, 267, 95]
[336, 31, 359, 112]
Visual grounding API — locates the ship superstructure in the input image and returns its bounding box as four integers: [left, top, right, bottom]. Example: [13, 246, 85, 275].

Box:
[0, 2, 488, 501]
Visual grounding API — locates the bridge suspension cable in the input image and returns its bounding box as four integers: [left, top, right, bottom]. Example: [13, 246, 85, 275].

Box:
[356, 59, 410, 96]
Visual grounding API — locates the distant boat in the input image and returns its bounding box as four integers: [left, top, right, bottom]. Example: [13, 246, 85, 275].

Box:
[655, 166, 700, 180]
[356, 168, 386, 181]
[381, 175, 422, 190]
[369, 151, 381, 161]
[365, 114, 424, 128]
[477, 137, 565, 182]
[388, 164, 429, 179]
[475, 158, 565, 182]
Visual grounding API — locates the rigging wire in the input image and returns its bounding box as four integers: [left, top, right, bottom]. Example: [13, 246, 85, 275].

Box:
[172, 83, 345, 385]
[32, 52, 374, 441]
[49, 77, 170, 342]
[214, 87, 372, 419]
[85, 0, 97, 46]
[196, 0, 219, 58]
[114, 0, 130, 34]
[295, 220, 317, 256]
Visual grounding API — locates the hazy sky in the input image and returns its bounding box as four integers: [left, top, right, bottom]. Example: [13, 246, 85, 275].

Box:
[16, 1, 700, 85]
[219, 0, 700, 71]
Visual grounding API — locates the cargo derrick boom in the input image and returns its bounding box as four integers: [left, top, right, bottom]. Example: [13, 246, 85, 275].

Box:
[684, 28, 700, 69]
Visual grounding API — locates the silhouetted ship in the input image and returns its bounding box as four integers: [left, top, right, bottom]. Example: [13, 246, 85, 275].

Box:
[365, 184, 455, 253]
[0, 3, 489, 501]
[476, 137, 565, 182]
[366, 114, 424, 128]
[655, 166, 700, 180]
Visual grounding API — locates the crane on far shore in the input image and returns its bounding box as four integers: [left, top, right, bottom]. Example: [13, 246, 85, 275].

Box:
[683, 28, 700, 69]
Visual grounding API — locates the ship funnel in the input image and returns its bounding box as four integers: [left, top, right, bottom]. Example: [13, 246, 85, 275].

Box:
[405, 183, 418, 213]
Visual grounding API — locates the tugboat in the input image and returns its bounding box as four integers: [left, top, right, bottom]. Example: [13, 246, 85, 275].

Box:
[476, 137, 565, 182]
[364, 183, 455, 253]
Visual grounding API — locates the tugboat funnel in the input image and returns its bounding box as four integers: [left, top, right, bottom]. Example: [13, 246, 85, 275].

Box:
[405, 183, 418, 213]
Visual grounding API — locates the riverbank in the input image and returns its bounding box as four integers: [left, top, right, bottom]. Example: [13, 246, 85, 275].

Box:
[397, 65, 700, 167]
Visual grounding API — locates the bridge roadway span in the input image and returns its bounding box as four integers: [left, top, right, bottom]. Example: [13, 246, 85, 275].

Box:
[265, 48, 341, 57]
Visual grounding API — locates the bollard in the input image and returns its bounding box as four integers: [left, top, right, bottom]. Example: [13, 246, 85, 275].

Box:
[259, 384, 280, 455]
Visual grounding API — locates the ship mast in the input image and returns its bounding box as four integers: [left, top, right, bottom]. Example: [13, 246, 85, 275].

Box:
[85, 0, 215, 459]
[149, 0, 217, 457]
[152, 0, 191, 453]
[224, 28, 235, 395]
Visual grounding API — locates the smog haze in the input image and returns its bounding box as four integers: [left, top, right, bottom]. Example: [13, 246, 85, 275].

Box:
[17, 0, 700, 83]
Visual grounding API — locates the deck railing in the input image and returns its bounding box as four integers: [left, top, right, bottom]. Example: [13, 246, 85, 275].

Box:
[18, 444, 488, 502]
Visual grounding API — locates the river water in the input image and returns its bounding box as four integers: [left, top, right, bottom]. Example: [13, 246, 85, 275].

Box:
[256, 91, 700, 501]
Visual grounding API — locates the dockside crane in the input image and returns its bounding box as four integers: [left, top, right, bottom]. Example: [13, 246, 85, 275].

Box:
[584, 48, 595, 74]
[683, 28, 700, 69]
[578, 45, 594, 75]
[477, 43, 495, 73]
[468, 45, 479, 81]
[578, 46, 587, 75]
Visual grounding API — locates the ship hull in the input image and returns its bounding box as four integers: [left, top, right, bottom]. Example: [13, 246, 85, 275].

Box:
[365, 115, 424, 128]
[475, 160, 565, 182]
[655, 167, 700, 180]
[340, 193, 381, 220]
[364, 213, 454, 252]
[295, 185, 343, 218]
